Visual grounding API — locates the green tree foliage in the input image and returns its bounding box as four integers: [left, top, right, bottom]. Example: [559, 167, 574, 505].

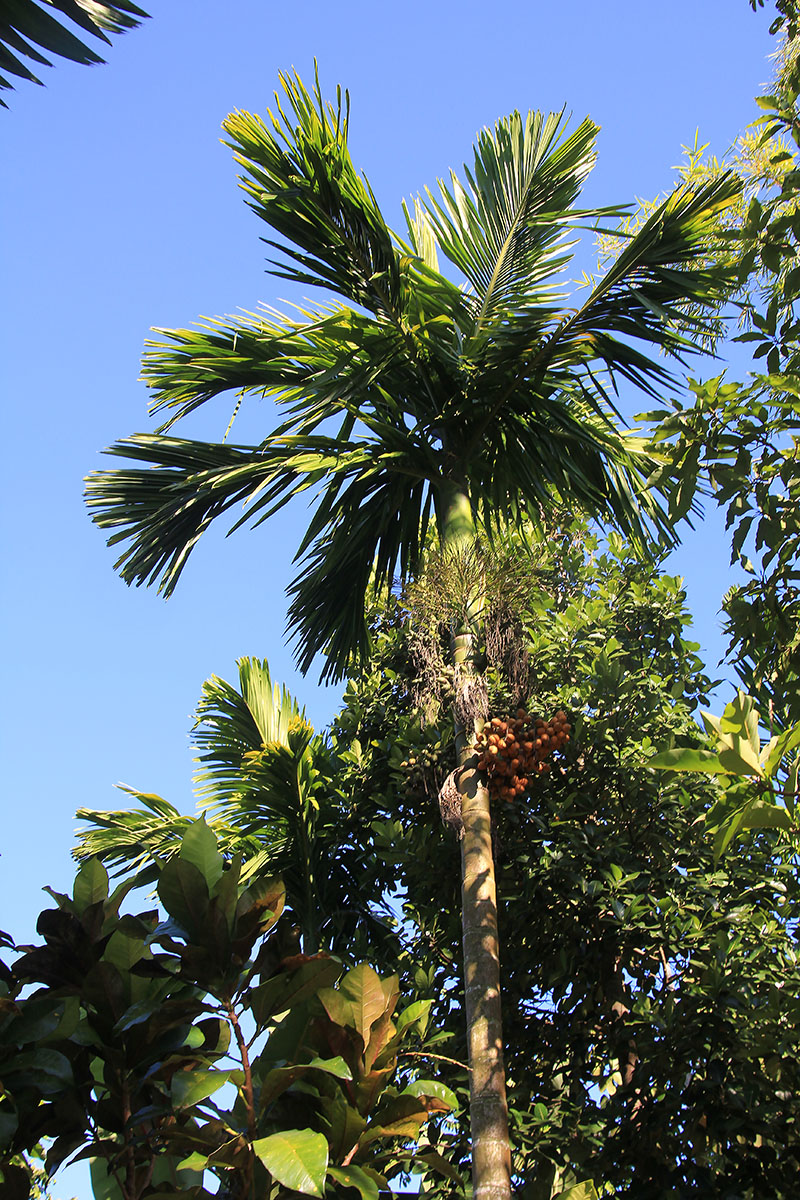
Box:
[643, 26, 800, 727]
[651, 688, 800, 857]
[325, 522, 800, 1197]
[0, 1, 149, 107]
[0, 826, 451, 1200]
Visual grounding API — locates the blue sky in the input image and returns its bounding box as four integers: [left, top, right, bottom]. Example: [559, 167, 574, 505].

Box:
[0, 2, 780, 1191]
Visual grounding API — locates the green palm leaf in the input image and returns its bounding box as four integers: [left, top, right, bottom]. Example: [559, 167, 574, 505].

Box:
[73, 786, 263, 878]
[223, 68, 405, 324]
[421, 109, 607, 340]
[1, 0, 148, 105]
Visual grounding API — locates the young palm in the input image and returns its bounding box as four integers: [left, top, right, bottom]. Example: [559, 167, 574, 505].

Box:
[86, 71, 739, 1200]
[76, 657, 394, 959]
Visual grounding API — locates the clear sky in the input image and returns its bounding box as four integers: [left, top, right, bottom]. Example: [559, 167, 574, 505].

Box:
[0, 2, 780, 1192]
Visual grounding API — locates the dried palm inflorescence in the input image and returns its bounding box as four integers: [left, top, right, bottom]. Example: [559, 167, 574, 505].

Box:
[405, 536, 537, 718]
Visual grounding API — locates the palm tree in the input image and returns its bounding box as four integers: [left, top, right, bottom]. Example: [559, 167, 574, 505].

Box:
[85, 70, 739, 1200]
[0, 0, 148, 106]
[76, 656, 396, 960]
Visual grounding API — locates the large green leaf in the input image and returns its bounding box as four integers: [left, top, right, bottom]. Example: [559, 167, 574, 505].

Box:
[73, 857, 109, 910]
[249, 955, 343, 1027]
[253, 1129, 329, 1197]
[327, 1164, 380, 1200]
[259, 1056, 351, 1109]
[179, 818, 225, 890]
[171, 1067, 231, 1108]
[395, 998, 433, 1037]
[762, 719, 800, 775]
[403, 1078, 458, 1112]
[157, 857, 210, 934]
[358, 1093, 435, 1147]
[318, 963, 393, 1043]
[648, 748, 730, 773]
[740, 799, 794, 832]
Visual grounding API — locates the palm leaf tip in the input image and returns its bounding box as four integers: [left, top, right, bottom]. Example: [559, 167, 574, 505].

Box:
[220, 69, 404, 320]
[421, 107, 600, 328]
[1, 1, 149, 101]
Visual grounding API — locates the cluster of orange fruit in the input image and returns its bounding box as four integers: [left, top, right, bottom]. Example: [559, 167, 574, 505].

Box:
[474, 708, 571, 801]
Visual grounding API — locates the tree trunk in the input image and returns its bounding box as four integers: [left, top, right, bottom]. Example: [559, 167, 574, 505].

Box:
[437, 483, 512, 1200]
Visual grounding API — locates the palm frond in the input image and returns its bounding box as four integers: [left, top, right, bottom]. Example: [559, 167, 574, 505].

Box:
[1, 0, 148, 105]
[84, 434, 300, 595]
[542, 174, 743, 390]
[223, 68, 405, 323]
[141, 309, 332, 431]
[463, 384, 674, 552]
[192, 657, 311, 814]
[421, 110, 609, 339]
[287, 455, 434, 679]
[73, 786, 260, 878]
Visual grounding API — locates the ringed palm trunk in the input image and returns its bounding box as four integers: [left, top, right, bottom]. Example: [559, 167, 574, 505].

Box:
[437, 484, 512, 1200]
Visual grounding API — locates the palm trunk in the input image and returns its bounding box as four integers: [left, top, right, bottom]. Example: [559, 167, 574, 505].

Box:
[437, 484, 512, 1200]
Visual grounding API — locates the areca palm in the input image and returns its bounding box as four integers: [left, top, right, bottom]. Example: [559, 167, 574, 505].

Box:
[86, 71, 739, 1200]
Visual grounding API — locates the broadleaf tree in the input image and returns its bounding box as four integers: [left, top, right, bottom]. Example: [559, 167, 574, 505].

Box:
[327, 520, 800, 1196]
[0, 825, 452, 1200]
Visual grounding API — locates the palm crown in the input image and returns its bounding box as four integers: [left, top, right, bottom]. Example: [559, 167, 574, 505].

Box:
[86, 70, 739, 679]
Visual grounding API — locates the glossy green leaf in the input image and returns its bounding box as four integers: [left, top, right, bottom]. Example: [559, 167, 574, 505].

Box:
[157, 857, 210, 932]
[319, 963, 394, 1043]
[403, 1077, 458, 1111]
[249, 954, 342, 1026]
[171, 1067, 231, 1107]
[648, 748, 729, 773]
[102, 930, 146, 971]
[253, 1129, 329, 1197]
[396, 998, 433, 1036]
[762, 720, 800, 775]
[180, 817, 225, 890]
[73, 857, 109, 910]
[327, 1164, 380, 1200]
[259, 1056, 351, 1109]
[740, 799, 794, 832]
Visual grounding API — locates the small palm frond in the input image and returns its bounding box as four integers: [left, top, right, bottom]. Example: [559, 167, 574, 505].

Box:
[224, 68, 405, 324]
[1, 0, 148, 106]
[421, 110, 608, 338]
[192, 657, 311, 815]
[73, 786, 260, 877]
